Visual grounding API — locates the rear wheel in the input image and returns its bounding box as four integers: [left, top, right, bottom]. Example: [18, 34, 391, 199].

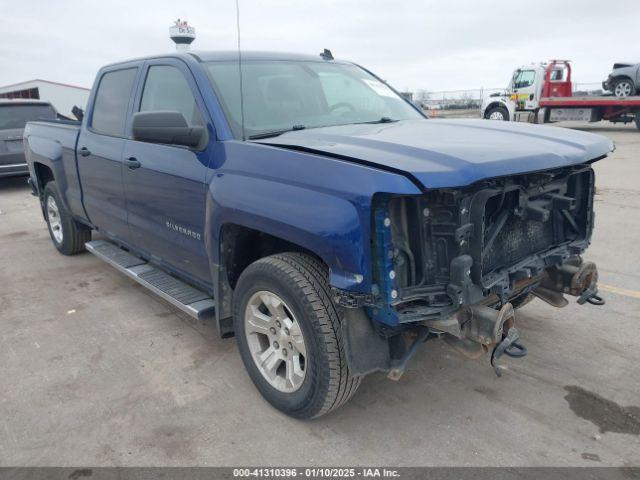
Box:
[233, 252, 361, 419]
[485, 106, 509, 121]
[43, 182, 91, 255]
[635, 112, 640, 131]
[612, 78, 635, 98]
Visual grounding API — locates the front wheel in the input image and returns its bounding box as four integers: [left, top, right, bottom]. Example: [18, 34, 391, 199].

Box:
[233, 252, 361, 419]
[485, 106, 510, 121]
[43, 181, 91, 255]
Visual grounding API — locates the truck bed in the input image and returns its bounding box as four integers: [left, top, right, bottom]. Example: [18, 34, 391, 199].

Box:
[23, 120, 84, 216]
[539, 95, 640, 107]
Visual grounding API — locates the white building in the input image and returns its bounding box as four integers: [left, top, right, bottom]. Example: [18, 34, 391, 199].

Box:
[0, 79, 90, 118]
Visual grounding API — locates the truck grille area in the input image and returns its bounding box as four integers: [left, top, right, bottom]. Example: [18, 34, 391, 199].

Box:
[483, 214, 555, 275]
[375, 164, 595, 323]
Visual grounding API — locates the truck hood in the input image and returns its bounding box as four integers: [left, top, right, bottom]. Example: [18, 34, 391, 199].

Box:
[255, 119, 613, 189]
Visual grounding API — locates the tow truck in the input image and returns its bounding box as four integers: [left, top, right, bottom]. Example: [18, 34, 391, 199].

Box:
[481, 60, 640, 130]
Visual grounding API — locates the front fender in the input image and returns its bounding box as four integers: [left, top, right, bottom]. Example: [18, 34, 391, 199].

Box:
[204, 140, 422, 293]
[482, 98, 512, 119]
[207, 173, 367, 291]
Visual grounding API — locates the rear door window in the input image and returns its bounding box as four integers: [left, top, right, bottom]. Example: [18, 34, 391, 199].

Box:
[91, 68, 137, 136]
[0, 104, 56, 130]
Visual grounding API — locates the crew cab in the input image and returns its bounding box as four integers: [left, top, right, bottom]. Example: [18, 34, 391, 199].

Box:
[24, 51, 612, 418]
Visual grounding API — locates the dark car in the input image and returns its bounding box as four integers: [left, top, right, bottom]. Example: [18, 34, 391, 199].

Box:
[0, 99, 57, 178]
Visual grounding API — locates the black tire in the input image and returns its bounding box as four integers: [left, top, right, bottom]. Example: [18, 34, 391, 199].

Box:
[612, 77, 635, 98]
[43, 181, 91, 255]
[635, 112, 640, 131]
[233, 252, 361, 419]
[485, 106, 509, 121]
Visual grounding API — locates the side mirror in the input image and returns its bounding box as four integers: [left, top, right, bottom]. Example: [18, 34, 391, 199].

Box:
[72, 105, 84, 122]
[132, 111, 204, 148]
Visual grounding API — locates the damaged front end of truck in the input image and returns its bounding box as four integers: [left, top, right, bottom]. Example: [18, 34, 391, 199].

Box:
[337, 164, 605, 378]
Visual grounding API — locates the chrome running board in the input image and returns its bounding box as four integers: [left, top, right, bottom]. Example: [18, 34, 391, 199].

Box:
[85, 239, 215, 320]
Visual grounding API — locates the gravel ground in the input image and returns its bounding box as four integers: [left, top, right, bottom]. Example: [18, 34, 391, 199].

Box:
[0, 121, 638, 467]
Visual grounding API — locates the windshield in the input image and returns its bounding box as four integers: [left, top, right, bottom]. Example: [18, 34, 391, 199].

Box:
[0, 104, 56, 130]
[205, 60, 423, 139]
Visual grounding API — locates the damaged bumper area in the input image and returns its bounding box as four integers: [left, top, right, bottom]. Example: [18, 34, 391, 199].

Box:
[338, 164, 605, 378]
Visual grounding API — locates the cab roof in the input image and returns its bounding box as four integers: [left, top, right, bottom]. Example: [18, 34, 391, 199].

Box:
[190, 50, 344, 63]
[103, 50, 349, 69]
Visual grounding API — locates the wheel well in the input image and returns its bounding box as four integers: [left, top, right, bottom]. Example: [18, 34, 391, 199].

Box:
[612, 75, 636, 88]
[484, 102, 506, 117]
[33, 162, 54, 191]
[220, 224, 322, 289]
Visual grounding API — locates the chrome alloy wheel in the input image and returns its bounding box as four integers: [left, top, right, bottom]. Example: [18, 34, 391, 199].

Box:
[614, 80, 633, 97]
[244, 291, 307, 393]
[489, 110, 505, 120]
[47, 196, 63, 244]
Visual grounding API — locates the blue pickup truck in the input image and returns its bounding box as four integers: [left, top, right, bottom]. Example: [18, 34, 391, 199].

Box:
[24, 50, 612, 418]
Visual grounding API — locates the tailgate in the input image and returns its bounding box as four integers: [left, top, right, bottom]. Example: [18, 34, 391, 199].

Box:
[0, 128, 26, 165]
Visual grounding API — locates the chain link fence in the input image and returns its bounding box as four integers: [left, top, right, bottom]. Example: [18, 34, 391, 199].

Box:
[414, 83, 604, 118]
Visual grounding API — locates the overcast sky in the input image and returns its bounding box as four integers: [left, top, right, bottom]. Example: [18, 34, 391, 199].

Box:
[2, 0, 639, 93]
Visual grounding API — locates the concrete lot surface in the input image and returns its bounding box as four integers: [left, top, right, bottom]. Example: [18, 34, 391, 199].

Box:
[1, 122, 639, 467]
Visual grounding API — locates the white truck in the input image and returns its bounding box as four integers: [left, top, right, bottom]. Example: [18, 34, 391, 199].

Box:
[481, 60, 640, 130]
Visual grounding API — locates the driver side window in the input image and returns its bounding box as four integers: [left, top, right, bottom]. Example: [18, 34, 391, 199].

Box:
[139, 65, 204, 126]
[514, 70, 536, 89]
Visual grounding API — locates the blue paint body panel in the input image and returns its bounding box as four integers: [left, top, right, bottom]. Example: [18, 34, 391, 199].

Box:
[23, 51, 613, 329]
[258, 118, 614, 189]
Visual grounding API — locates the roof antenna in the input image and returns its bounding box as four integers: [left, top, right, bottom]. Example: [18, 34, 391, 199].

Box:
[320, 48, 333, 60]
[236, 0, 246, 140]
